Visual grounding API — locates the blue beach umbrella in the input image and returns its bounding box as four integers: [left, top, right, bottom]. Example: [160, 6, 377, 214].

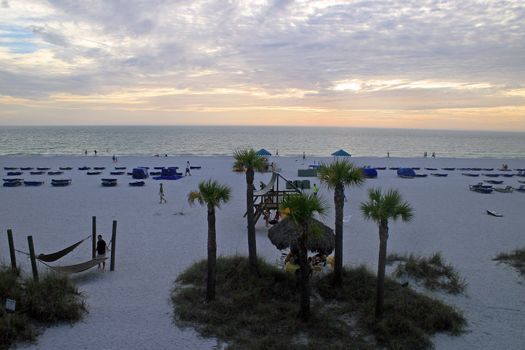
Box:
[331, 149, 351, 157]
[256, 148, 272, 156]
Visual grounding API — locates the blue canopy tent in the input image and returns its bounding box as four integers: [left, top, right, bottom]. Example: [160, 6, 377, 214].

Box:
[362, 168, 378, 178]
[397, 168, 416, 178]
[331, 149, 351, 157]
[256, 148, 272, 157]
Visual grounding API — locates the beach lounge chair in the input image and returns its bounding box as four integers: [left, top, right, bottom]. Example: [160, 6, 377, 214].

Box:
[462, 173, 479, 177]
[47, 171, 63, 175]
[469, 183, 493, 193]
[21, 167, 33, 170]
[110, 171, 125, 175]
[493, 186, 513, 193]
[51, 179, 72, 187]
[442, 167, 455, 171]
[115, 166, 127, 170]
[24, 181, 44, 186]
[37, 167, 50, 170]
[415, 174, 428, 177]
[4, 167, 18, 170]
[190, 166, 201, 170]
[3, 180, 22, 187]
[129, 181, 145, 187]
[101, 179, 117, 187]
[30, 171, 45, 175]
[7, 172, 23, 176]
[94, 167, 105, 170]
[87, 171, 102, 175]
[484, 180, 504, 185]
[59, 167, 73, 170]
[431, 173, 448, 177]
[78, 166, 91, 170]
[425, 167, 438, 171]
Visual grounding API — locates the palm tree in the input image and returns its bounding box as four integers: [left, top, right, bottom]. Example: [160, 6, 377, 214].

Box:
[280, 193, 327, 321]
[360, 188, 413, 318]
[188, 180, 231, 302]
[318, 160, 364, 286]
[233, 148, 267, 276]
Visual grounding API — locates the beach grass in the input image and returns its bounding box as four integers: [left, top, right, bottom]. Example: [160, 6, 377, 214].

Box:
[0, 266, 86, 349]
[171, 256, 466, 349]
[494, 248, 525, 276]
[387, 252, 467, 294]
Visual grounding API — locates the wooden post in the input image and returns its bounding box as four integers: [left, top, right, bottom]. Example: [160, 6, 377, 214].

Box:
[27, 236, 39, 282]
[92, 216, 97, 259]
[7, 229, 17, 271]
[110, 220, 117, 271]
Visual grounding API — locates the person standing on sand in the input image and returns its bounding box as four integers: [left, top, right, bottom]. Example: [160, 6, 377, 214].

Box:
[185, 161, 191, 176]
[313, 183, 319, 196]
[159, 183, 167, 204]
[94, 150, 97, 156]
[96, 235, 107, 270]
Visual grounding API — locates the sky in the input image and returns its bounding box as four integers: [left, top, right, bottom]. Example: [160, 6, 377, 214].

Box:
[1, 0, 525, 131]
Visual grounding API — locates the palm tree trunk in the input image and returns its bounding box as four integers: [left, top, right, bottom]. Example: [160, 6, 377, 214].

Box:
[206, 204, 217, 302]
[246, 167, 259, 276]
[333, 184, 344, 286]
[375, 222, 388, 318]
[297, 224, 311, 321]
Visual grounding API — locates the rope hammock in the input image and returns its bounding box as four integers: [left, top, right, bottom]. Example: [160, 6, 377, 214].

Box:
[47, 257, 108, 274]
[36, 235, 91, 262]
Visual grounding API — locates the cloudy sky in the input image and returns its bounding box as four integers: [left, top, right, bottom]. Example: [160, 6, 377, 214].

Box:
[1, 0, 524, 130]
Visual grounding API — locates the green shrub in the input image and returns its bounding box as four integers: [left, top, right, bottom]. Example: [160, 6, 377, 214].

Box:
[0, 266, 86, 349]
[494, 248, 525, 276]
[387, 252, 467, 294]
[173, 256, 466, 349]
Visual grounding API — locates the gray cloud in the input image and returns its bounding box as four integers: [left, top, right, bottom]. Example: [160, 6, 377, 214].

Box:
[1, 0, 525, 110]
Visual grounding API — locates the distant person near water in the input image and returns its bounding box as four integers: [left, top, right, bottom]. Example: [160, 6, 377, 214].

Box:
[159, 183, 167, 204]
[185, 161, 191, 176]
[431, 152, 436, 158]
[94, 150, 97, 156]
[96, 235, 107, 270]
[302, 152, 305, 160]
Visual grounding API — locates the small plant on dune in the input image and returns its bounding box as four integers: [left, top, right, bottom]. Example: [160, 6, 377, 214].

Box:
[387, 252, 467, 294]
[0, 266, 86, 349]
[494, 247, 525, 277]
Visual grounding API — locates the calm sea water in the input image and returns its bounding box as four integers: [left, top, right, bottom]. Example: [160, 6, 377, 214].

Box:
[0, 126, 523, 158]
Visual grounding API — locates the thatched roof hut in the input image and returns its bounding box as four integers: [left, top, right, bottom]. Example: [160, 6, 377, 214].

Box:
[267, 217, 335, 255]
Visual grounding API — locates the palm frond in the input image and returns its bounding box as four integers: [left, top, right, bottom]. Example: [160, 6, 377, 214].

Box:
[318, 160, 365, 189]
[233, 148, 267, 171]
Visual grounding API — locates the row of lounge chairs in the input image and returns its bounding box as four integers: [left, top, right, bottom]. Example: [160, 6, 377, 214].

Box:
[469, 183, 525, 194]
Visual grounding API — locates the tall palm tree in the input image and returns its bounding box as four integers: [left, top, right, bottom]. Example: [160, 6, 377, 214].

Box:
[318, 160, 364, 286]
[280, 193, 327, 321]
[188, 180, 231, 302]
[233, 148, 267, 276]
[360, 188, 413, 318]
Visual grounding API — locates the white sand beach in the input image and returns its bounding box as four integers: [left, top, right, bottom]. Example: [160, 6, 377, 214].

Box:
[1, 155, 524, 350]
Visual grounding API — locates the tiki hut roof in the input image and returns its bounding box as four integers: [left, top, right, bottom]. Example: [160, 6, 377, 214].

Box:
[331, 149, 351, 157]
[267, 217, 335, 255]
[256, 148, 272, 156]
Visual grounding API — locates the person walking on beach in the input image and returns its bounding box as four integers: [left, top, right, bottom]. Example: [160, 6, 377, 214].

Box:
[94, 150, 97, 156]
[313, 183, 319, 196]
[302, 152, 306, 160]
[96, 235, 107, 270]
[159, 183, 167, 204]
[185, 161, 191, 176]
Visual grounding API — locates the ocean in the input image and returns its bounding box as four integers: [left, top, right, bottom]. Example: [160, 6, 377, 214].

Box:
[0, 126, 523, 158]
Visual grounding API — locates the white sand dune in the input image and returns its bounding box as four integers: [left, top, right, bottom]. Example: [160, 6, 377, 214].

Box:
[1, 155, 524, 349]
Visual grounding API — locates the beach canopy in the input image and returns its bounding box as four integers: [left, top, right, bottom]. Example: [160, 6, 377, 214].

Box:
[256, 148, 272, 156]
[331, 149, 351, 157]
[268, 217, 335, 255]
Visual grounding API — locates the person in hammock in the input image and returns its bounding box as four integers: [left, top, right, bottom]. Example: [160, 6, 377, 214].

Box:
[97, 235, 107, 270]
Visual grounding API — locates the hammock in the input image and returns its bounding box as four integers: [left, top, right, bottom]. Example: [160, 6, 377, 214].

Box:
[37, 238, 87, 262]
[48, 257, 108, 274]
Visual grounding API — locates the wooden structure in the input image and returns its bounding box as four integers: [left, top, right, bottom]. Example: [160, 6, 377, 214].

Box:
[251, 172, 301, 224]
